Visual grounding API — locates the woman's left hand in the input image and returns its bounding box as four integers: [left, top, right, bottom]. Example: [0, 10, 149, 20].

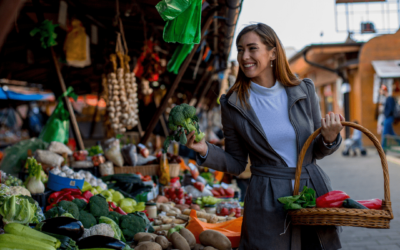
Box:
[321, 112, 345, 143]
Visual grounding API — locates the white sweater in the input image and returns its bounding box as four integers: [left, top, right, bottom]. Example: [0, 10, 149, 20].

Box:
[249, 81, 297, 169]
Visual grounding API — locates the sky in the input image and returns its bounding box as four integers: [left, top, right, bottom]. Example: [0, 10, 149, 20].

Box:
[229, 0, 400, 61]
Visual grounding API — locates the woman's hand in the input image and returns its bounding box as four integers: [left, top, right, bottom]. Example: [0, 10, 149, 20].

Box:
[321, 112, 345, 143]
[185, 131, 208, 157]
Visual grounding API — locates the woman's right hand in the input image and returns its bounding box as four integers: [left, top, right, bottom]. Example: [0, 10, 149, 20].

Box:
[185, 131, 208, 157]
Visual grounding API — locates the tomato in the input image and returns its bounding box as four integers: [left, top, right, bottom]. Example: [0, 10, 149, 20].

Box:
[221, 207, 229, 216]
[177, 192, 184, 199]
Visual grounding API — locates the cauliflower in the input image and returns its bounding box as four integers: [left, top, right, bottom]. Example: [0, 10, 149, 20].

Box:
[8, 186, 31, 197]
[89, 223, 114, 238]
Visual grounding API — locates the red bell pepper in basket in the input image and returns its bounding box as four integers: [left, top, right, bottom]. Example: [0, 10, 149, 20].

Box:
[316, 191, 350, 208]
[356, 199, 382, 210]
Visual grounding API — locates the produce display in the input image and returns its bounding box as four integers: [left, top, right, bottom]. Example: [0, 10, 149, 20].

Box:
[0, 171, 24, 186]
[163, 104, 205, 152]
[50, 166, 108, 190]
[210, 186, 234, 198]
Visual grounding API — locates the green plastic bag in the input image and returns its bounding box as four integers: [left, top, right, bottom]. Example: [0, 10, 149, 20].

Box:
[0, 138, 48, 177]
[157, 0, 202, 44]
[155, 0, 192, 21]
[39, 87, 77, 144]
[167, 43, 194, 74]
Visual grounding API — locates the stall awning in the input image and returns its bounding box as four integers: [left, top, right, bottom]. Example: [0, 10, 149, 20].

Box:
[0, 88, 54, 101]
[372, 60, 400, 78]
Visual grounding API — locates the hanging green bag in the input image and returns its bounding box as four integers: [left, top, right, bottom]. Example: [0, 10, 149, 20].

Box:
[167, 43, 194, 74]
[39, 87, 77, 144]
[156, 0, 202, 44]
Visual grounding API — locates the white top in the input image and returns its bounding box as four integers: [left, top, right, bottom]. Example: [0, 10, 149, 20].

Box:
[249, 81, 297, 169]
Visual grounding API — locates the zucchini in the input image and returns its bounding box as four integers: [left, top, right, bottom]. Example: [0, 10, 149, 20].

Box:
[43, 232, 78, 250]
[343, 198, 369, 209]
[0, 234, 56, 250]
[4, 223, 60, 248]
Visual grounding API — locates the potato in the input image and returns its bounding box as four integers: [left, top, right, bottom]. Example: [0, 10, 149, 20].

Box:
[199, 230, 231, 250]
[155, 236, 170, 249]
[179, 228, 196, 249]
[190, 204, 201, 211]
[194, 244, 205, 250]
[155, 195, 169, 203]
[134, 232, 158, 241]
[140, 235, 155, 242]
[170, 232, 190, 250]
[160, 204, 170, 212]
[135, 242, 162, 250]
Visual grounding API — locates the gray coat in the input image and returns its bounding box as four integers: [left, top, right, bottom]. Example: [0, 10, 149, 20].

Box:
[197, 79, 342, 250]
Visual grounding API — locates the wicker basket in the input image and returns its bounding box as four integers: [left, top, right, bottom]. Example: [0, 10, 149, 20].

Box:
[114, 164, 180, 178]
[289, 121, 393, 229]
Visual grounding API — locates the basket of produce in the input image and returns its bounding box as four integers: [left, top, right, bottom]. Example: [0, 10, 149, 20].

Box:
[113, 163, 180, 177]
[288, 121, 393, 228]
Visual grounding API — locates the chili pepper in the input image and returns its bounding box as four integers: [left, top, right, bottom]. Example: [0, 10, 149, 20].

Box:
[63, 194, 75, 201]
[356, 199, 382, 210]
[61, 188, 82, 195]
[82, 191, 93, 200]
[45, 203, 57, 212]
[316, 190, 350, 208]
[108, 202, 117, 210]
[48, 191, 64, 204]
[53, 191, 72, 204]
[115, 207, 127, 215]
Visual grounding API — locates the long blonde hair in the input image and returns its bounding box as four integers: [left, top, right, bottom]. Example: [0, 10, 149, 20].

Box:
[227, 23, 300, 106]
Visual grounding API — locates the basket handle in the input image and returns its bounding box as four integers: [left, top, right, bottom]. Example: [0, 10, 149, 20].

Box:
[293, 121, 391, 204]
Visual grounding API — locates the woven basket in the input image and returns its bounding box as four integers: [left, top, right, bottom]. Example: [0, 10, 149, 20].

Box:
[114, 164, 180, 178]
[289, 121, 393, 229]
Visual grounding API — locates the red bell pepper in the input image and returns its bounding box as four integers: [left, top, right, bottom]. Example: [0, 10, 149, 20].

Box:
[82, 191, 93, 201]
[48, 191, 64, 204]
[61, 188, 82, 195]
[316, 191, 350, 208]
[63, 194, 75, 201]
[356, 199, 382, 210]
[115, 207, 127, 215]
[75, 197, 88, 203]
[53, 191, 72, 204]
[193, 182, 205, 192]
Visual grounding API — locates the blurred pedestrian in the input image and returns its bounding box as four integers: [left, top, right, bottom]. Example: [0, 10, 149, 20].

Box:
[350, 120, 366, 156]
[380, 85, 397, 150]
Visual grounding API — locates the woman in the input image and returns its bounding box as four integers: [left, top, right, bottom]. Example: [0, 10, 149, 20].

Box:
[185, 23, 344, 250]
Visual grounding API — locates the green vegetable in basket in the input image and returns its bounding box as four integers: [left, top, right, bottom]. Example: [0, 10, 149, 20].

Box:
[278, 186, 316, 210]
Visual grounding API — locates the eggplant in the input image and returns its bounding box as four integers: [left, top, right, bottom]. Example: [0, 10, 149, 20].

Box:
[77, 235, 127, 250]
[39, 217, 84, 240]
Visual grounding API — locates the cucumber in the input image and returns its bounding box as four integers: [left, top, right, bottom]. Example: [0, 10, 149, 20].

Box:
[343, 198, 369, 209]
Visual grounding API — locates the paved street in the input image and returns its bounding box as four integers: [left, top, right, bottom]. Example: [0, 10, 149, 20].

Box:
[317, 146, 400, 250]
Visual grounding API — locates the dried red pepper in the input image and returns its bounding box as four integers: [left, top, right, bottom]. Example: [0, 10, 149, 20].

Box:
[356, 199, 382, 210]
[316, 190, 350, 208]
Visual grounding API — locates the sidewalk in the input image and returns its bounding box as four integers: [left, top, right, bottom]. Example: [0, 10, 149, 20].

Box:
[317, 146, 400, 250]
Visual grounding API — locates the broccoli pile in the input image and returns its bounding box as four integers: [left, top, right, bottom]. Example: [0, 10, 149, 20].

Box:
[79, 210, 97, 228]
[72, 198, 87, 211]
[106, 211, 123, 224]
[89, 195, 109, 218]
[164, 103, 205, 152]
[119, 213, 153, 241]
[57, 200, 80, 220]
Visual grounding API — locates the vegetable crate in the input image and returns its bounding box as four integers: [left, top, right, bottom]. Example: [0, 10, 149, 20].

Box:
[289, 121, 393, 229]
[47, 172, 84, 191]
[113, 164, 180, 178]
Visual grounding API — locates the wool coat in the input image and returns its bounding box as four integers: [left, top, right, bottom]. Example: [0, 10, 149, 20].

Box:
[197, 79, 342, 250]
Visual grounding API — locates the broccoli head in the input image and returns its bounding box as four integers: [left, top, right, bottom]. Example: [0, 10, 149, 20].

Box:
[106, 211, 123, 224]
[58, 200, 80, 220]
[79, 210, 97, 228]
[44, 206, 66, 220]
[89, 195, 109, 217]
[119, 213, 148, 241]
[72, 198, 88, 211]
[164, 104, 205, 152]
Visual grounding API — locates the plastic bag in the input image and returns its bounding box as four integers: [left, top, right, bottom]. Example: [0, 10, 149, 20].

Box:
[121, 144, 138, 166]
[104, 139, 124, 167]
[158, 0, 202, 44]
[34, 149, 64, 167]
[156, 0, 192, 21]
[99, 161, 114, 176]
[167, 43, 194, 74]
[186, 210, 242, 248]
[64, 19, 91, 68]
[0, 138, 48, 177]
[48, 141, 73, 155]
[39, 87, 77, 144]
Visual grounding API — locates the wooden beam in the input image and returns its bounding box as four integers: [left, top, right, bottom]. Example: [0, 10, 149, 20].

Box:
[140, 14, 215, 145]
[0, 0, 25, 51]
[195, 73, 215, 108]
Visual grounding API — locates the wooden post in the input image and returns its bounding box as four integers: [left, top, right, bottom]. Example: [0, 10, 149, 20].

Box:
[195, 73, 215, 108]
[50, 48, 85, 150]
[140, 14, 215, 145]
[0, 0, 25, 51]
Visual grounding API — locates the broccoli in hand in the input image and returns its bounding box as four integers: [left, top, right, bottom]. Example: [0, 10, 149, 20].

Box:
[164, 103, 205, 152]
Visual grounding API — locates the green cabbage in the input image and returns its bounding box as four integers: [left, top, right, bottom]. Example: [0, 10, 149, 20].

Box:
[0, 195, 36, 225]
[99, 216, 126, 242]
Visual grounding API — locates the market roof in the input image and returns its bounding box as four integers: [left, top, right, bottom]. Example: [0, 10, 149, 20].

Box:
[0, 0, 242, 101]
[372, 60, 400, 78]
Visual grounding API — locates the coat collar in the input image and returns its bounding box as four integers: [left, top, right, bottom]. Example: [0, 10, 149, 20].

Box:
[227, 81, 307, 140]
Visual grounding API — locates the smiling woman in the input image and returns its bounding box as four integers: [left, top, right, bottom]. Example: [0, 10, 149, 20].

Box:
[227, 23, 300, 107]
